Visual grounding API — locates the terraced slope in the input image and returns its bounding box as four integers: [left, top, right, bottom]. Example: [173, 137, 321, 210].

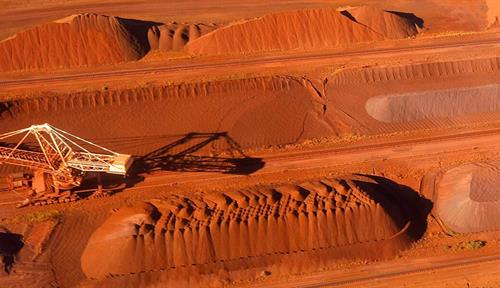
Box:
[81, 176, 411, 279]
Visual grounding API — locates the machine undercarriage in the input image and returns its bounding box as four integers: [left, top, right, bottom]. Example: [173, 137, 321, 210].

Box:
[0, 124, 133, 207]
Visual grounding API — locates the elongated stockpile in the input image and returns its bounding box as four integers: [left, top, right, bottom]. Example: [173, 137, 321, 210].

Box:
[185, 7, 420, 55]
[435, 163, 500, 233]
[0, 76, 335, 155]
[81, 176, 411, 279]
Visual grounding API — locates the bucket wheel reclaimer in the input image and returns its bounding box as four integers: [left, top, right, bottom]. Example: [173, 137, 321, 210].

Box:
[0, 124, 133, 207]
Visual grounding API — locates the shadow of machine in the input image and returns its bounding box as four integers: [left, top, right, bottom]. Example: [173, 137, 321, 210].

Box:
[1, 127, 263, 204]
[81, 132, 265, 193]
[132, 132, 265, 175]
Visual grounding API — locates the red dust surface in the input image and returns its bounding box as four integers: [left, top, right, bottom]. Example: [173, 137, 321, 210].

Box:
[1, 1, 500, 288]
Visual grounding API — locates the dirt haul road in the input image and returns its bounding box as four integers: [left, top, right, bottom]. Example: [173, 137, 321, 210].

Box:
[1, 125, 499, 212]
[250, 253, 500, 287]
[1, 121, 500, 213]
[80, 127, 500, 194]
[1, 33, 500, 88]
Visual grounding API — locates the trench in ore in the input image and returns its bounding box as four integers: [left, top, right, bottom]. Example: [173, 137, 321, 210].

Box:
[365, 84, 500, 123]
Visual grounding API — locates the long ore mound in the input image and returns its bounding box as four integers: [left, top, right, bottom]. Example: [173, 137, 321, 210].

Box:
[185, 7, 420, 55]
[81, 176, 411, 279]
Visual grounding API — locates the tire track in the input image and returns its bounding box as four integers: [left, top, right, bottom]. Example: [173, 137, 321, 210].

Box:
[2, 36, 500, 88]
[299, 254, 500, 288]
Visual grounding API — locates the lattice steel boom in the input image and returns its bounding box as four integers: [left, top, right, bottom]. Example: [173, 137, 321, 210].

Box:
[0, 124, 133, 191]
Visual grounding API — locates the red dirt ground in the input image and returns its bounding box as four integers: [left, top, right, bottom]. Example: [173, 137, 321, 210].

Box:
[1, 1, 500, 287]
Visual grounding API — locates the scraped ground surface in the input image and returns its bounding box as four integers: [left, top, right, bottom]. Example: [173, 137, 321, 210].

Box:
[329, 57, 500, 135]
[0, 13, 152, 71]
[435, 163, 500, 233]
[81, 176, 411, 285]
[365, 84, 500, 123]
